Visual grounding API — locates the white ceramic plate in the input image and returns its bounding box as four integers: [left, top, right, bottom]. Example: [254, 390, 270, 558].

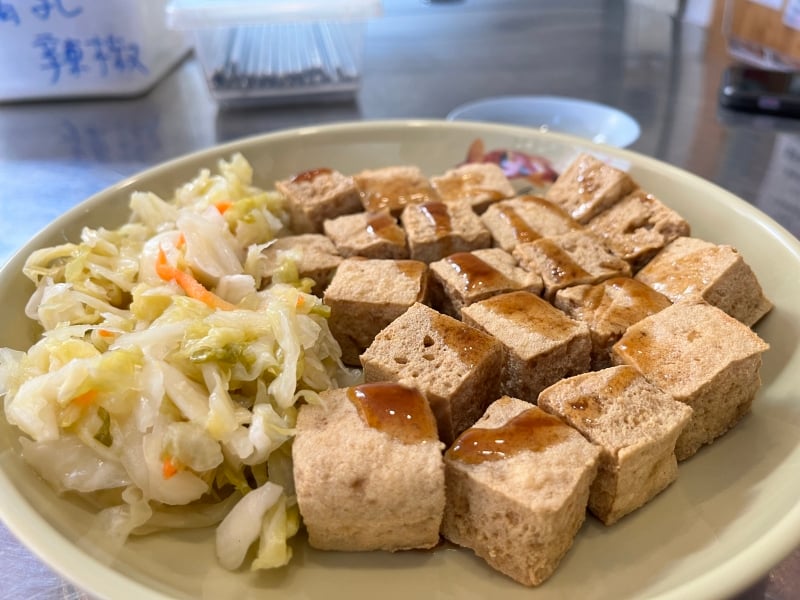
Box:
[1, 120, 799, 600]
[447, 95, 641, 147]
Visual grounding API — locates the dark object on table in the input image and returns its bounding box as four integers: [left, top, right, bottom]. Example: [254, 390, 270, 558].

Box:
[719, 64, 800, 119]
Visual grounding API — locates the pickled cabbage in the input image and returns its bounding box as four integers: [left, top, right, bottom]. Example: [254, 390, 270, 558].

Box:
[0, 154, 357, 571]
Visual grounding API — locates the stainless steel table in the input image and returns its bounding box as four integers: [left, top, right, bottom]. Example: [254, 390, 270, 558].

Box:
[1, 1, 799, 598]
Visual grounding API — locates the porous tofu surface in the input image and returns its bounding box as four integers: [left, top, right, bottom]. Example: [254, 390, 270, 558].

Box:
[246, 156, 773, 586]
[275, 168, 362, 233]
[293, 386, 445, 552]
[480, 195, 582, 252]
[544, 152, 635, 223]
[587, 189, 690, 271]
[538, 366, 693, 525]
[553, 277, 672, 369]
[428, 248, 543, 317]
[462, 291, 589, 361]
[635, 236, 773, 327]
[612, 301, 769, 460]
[324, 258, 428, 365]
[360, 302, 503, 443]
[430, 162, 515, 214]
[354, 165, 440, 215]
[462, 291, 592, 401]
[513, 230, 631, 300]
[323, 210, 408, 259]
[401, 200, 492, 263]
[258, 234, 342, 295]
[442, 397, 599, 586]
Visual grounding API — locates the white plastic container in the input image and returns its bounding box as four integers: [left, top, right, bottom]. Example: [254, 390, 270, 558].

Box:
[0, 0, 190, 103]
[166, 0, 382, 107]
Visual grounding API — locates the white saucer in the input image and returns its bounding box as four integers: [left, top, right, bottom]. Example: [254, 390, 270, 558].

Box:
[447, 95, 641, 147]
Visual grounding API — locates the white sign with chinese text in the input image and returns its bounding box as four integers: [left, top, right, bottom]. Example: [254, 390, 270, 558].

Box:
[0, 0, 188, 101]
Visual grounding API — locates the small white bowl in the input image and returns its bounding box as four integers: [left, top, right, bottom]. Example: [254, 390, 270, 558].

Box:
[447, 95, 641, 147]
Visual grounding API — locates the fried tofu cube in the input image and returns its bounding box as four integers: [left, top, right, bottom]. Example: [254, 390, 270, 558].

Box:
[612, 301, 770, 460]
[587, 189, 691, 271]
[480, 195, 583, 252]
[323, 210, 409, 259]
[513, 231, 631, 300]
[293, 383, 445, 551]
[431, 163, 515, 214]
[258, 234, 341, 295]
[442, 397, 600, 586]
[635, 236, 773, 327]
[553, 277, 672, 369]
[538, 366, 692, 525]
[275, 168, 362, 233]
[461, 291, 592, 402]
[354, 166, 440, 215]
[400, 200, 492, 263]
[324, 258, 428, 366]
[428, 248, 543, 318]
[545, 153, 635, 223]
[360, 302, 503, 443]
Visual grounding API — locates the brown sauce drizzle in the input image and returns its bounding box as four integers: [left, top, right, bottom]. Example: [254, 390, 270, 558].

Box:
[519, 195, 578, 222]
[290, 167, 332, 184]
[483, 291, 575, 338]
[495, 204, 539, 243]
[578, 278, 671, 325]
[535, 238, 591, 284]
[478, 189, 510, 202]
[446, 407, 566, 464]
[365, 211, 405, 245]
[347, 383, 438, 444]
[429, 312, 496, 368]
[419, 201, 452, 236]
[446, 252, 513, 293]
[565, 395, 603, 424]
[434, 172, 507, 203]
[579, 283, 609, 315]
[614, 330, 658, 372]
[563, 367, 637, 425]
[395, 260, 425, 279]
[432, 175, 472, 200]
[640, 246, 726, 299]
[484, 290, 538, 318]
[607, 278, 670, 312]
[575, 160, 600, 196]
[359, 179, 438, 214]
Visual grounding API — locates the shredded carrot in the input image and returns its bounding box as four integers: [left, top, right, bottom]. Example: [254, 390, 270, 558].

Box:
[175, 232, 186, 249]
[156, 247, 235, 310]
[71, 389, 98, 407]
[296, 295, 305, 309]
[155, 247, 174, 280]
[215, 201, 232, 215]
[162, 457, 178, 480]
[97, 329, 115, 338]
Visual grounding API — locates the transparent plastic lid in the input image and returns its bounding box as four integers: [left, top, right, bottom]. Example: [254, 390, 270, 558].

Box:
[167, 0, 383, 28]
